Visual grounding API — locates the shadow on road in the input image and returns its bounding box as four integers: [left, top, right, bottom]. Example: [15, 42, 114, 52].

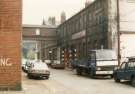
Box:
[26, 76, 49, 80]
[116, 80, 135, 88]
[71, 71, 112, 80]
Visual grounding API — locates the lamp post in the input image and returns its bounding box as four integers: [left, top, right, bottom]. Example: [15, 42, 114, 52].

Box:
[49, 50, 53, 64]
[35, 42, 38, 60]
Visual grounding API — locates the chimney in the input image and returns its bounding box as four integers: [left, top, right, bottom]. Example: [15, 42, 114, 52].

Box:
[48, 16, 56, 26]
[42, 18, 46, 25]
[85, 0, 93, 8]
[61, 11, 66, 24]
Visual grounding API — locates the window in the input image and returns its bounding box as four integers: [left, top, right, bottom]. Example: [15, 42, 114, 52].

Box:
[84, 14, 87, 28]
[80, 16, 83, 30]
[127, 0, 135, 3]
[89, 13, 92, 21]
[36, 29, 40, 35]
[120, 63, 126, 69]
[128, 62, 135, 69]
[90, 52, 96, 60]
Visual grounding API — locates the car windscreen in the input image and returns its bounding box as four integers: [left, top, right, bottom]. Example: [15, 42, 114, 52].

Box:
[96, 50, 117, 60]
[32, 63, 49, 70]
[128, 62, 135, 69]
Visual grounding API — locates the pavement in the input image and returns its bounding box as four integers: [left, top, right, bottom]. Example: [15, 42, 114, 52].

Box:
[0, 69, 135, 94]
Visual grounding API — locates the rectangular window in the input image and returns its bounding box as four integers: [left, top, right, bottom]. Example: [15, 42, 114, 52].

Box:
[36, 29, 40, 35]
[127, 0, 135, 3]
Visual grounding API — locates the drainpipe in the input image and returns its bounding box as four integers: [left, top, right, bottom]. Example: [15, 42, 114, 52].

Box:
[86, 11, 88, 58]
[117, 0, 121, 66]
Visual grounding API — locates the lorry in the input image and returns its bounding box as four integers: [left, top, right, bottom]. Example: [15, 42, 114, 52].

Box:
[114, 57, 135, 86]
[72, 49, 118, 78]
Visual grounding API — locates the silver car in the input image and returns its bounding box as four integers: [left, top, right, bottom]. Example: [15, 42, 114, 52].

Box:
[27, 61, 50, 79]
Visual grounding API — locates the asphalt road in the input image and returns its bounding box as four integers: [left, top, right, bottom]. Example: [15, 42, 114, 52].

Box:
[0, 69, 135, 94]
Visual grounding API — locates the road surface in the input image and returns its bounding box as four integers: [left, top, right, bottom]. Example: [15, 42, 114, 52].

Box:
[0, 69, 135, 94]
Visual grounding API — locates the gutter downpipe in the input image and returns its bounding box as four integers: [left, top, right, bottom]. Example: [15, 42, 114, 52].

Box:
[117, 0, 121, 66]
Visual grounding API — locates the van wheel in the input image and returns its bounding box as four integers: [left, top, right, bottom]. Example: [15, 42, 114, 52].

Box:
[76, 68, 82, 75]
[114, 74, 120, 82]
[90, 70, 95, 78]
[131, 76, 135, 87]
[110, 75, 113, 79]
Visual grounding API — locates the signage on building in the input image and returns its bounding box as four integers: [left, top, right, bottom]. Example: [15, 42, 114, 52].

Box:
[0, 57, 12, 67]
[72, 30, 86, 40]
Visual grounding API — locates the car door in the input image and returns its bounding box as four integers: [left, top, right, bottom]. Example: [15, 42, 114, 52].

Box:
[117, 62, 127, 79]
[126, 62, 135, 80]
[89, 51, 96, 69]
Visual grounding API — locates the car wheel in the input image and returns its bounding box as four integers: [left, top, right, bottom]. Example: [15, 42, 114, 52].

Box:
[22, 67, 24, 71]
[28, 73, 32, 79]
[110, 75, 114, 79]
[114, 74, 120, 82]
[131, 76, 135, 87]
[90, 70, 95, 78]
[76, 68, 82, 75]
[46, 76, 49, 79]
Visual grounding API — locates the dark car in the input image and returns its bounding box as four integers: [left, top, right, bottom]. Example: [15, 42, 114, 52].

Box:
[51, 60, 65, 69]
[114, 57, 135, 86]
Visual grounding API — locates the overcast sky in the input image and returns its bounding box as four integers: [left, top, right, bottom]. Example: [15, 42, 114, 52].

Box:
[23, 0, 90, 25]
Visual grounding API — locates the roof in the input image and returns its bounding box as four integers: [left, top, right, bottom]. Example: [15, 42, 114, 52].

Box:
[58, 0, 95, 27]
[23, 24, 57, 29]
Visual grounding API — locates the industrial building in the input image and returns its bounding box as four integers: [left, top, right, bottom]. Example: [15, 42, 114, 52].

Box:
[56, 0, 135, 66]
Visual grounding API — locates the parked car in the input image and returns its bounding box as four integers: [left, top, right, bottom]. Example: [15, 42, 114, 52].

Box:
[27, 61, 50, 79]
[23, 60, 35, 73]
[51, 60, 65, 69]
[72, 49, 118, 78]
[113, 57, 135, 86]
[44, 60, 51, 66]
[21, 59, 27, 71]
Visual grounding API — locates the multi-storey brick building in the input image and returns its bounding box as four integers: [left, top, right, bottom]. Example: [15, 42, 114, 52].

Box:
[0, 0, 22, 90]
[22, 24, 57, 61]
[57, 0, 135, 66]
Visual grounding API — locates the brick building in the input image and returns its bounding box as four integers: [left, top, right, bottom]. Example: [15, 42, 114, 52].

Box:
[57, 0, 135, 66]
[0, 0, 22, 90]
[22, 24, 57, 61]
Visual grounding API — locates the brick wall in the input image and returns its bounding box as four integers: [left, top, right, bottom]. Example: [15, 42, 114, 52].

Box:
[0, 0, 22, 90]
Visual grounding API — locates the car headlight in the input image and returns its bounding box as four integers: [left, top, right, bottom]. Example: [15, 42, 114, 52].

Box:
[45, 70, 50, 74]
[114, 67, 119, 70]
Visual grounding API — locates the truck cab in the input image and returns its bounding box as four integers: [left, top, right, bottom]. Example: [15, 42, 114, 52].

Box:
[114, 57, 135, 86]
[75, 49, 118, 78]
[89, 50, 118, 77]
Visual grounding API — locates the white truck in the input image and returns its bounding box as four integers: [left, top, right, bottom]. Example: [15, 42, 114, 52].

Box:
[73, 49, 118, 78]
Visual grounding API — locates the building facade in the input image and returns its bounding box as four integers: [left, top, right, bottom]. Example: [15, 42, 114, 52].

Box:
[0, 0, 22, 90]
[57, 0, 135, 66]
[23, 25, 57, 61]
[57, 0, 115, 66]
